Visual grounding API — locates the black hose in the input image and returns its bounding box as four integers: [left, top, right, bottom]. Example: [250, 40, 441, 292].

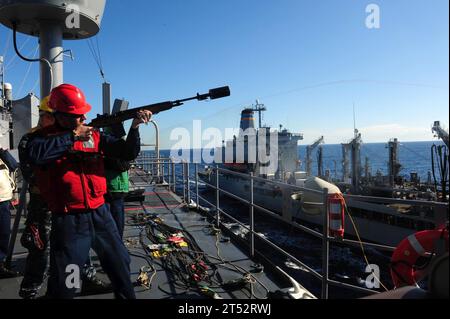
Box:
[12, 22, 40, 62]
[431, 145, 438, 192]
[12, 21, 54, 91]
[439, 146, 448, 200]
[431, 144, 449, 201]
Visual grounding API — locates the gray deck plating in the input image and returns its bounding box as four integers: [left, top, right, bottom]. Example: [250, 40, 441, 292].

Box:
[0, 181, 286, 299]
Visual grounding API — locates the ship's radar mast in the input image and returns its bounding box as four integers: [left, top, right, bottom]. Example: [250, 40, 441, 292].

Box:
[250, 100, 266, 129]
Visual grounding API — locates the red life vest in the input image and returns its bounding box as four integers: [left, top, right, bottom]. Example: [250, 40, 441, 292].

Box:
[34, 127, 107, 213]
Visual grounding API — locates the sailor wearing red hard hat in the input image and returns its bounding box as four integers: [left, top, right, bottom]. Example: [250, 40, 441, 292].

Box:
[24, 83, 151, 299]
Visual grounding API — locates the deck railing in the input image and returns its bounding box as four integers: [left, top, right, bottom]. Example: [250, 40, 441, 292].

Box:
[131, 154, 449, 299]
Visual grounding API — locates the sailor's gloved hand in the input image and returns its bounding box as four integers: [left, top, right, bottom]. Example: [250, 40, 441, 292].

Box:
[73, 125, 94, 141]
[131, 110, 152, 129]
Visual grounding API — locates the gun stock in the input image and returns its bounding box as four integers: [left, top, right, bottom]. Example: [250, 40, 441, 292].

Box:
[87, 86, 230, 128]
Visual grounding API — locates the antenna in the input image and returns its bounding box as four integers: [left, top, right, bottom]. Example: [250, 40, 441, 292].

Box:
[251, 100, 267, 129]
[0, 55, 4, 102]
[353, 102, 357, 137]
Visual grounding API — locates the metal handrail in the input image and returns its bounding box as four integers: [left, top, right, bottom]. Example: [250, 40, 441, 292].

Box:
[131, 157, 448, 297]
[131, 155, 175, 188]
[131, 159, 390, 298]
[192, 176, 397, 251]
[194, 193, 324, 281]
[187, 164, 384, 297]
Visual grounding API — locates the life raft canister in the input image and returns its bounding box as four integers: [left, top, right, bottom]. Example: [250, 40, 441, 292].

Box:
[390, 224, 449, 288]
[328, 193, 345, 239]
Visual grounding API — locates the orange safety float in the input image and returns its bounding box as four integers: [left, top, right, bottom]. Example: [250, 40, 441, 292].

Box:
[328, 193, 345, 239]
[390, 224, 449, 288]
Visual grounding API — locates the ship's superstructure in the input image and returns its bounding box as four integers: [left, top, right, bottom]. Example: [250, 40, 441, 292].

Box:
[0, 61, 39, 151]
[218, 103, 304, 181]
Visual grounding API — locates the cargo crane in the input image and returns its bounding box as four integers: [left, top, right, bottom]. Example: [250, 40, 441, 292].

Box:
[341, 129, 362, 192]
[388, 138, 401, 187]
[431, 121, 449, 201]
[306, 136, 324, 176]
[432, 121, 449, 148]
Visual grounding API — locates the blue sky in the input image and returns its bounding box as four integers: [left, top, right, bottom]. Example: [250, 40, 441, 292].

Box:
[1, 0, 448, 148]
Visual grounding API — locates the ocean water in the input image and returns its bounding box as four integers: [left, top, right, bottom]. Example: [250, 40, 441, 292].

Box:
[300, 141, 446, 181]
[152, 140, 446, 181]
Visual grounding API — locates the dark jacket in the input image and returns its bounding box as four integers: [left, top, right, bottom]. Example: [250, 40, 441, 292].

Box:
[24, 125, 140, 213]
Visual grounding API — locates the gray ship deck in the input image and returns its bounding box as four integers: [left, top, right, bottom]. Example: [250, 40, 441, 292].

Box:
[0, 169, 293, 299]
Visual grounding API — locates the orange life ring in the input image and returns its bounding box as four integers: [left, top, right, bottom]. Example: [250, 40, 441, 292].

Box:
[390, 224, 449, 288]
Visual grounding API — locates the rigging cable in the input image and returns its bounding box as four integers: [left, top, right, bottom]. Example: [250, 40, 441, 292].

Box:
[95, 36, 104, 76]
[30, 77, 40, 95]
[1, 32, 11, 60]
[362, 146, 386, 164]
[5, 36, 30, 70]
[400, 143, 429, 162]
[17, 45, 39, 97]
[12, 22, 53, 91]
[127, 249, 157, 289]
[134, 194, 268, 298]
[211, 227, 268, 299]
[87, 37, 105, 80]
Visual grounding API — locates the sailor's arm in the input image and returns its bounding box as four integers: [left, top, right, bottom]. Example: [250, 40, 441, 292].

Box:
[100, 110, 151, 160]
[101, 127, 140, 161]
[0, 148, 19, 172]
[25, 132, 74, 165]
[18, 133, 34, 181]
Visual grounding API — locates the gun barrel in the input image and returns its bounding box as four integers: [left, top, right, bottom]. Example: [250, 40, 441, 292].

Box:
[88, 86, 231, 128]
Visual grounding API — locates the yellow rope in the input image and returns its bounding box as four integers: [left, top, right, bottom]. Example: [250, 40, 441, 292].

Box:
[342, 199, 389, 292]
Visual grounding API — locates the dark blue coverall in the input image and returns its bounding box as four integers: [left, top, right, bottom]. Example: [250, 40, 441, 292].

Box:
[24, 127, 140, 299]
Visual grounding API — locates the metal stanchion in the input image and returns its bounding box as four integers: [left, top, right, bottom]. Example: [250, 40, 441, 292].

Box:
[186, 162, 191, 205]
[5, 181, 28, 267]
[182, 161, 186, 201]
[215, 165, 220, 228]
[249, 172, 255, 257]
[171, 161, 176, 192]
[195, 164, 199, 211]
[321, 188, 329, 299]
[168, 159, 172, 189]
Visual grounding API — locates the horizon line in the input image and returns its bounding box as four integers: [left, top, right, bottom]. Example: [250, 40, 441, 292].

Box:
[142, 140, 445, 151]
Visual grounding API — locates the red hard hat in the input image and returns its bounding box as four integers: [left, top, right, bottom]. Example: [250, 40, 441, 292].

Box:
[48, 84, 92, 115]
